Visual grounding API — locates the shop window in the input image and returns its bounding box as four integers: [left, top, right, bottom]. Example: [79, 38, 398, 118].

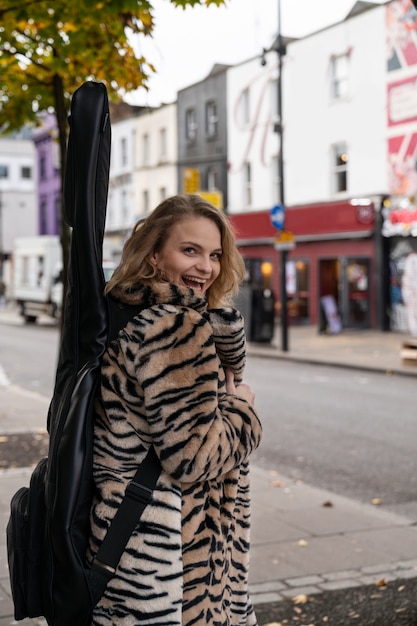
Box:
[333, 142, 348, 193]
[346, 258, 370, 327]
[286, 259, 310, 324]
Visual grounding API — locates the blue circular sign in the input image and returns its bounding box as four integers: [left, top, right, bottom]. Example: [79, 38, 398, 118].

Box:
[270, 204, 285, 230]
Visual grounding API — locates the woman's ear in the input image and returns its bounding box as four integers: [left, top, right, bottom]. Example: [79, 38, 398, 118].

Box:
[149, 251, 158, 266]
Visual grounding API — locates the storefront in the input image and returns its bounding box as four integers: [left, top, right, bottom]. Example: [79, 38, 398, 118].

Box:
[382, 197, 417, 335]
[229, 198, 380, 330]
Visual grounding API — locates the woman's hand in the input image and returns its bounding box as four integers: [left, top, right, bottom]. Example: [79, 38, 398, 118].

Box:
[225, 369, 255, 406]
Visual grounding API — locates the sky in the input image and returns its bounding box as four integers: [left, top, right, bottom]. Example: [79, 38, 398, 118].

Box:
[126, 0, 388, 107]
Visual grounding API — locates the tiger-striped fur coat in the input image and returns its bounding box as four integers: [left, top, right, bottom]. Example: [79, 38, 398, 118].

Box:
[87, 282, 263, 626]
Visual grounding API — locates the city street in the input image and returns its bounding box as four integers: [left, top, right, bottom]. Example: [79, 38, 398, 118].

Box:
[1, 317, 416, 517]
[2, 315, 417, 625]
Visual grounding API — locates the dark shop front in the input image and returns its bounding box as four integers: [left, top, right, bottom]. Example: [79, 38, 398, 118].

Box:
[229, 197, 383, 331]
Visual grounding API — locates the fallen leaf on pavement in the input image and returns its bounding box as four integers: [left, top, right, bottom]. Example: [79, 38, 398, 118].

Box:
[272, 480, 285, 488]
[0, 436, 9, 443]
[322, 500, 333, 507]
[371, 498, 383, 505]
[297, 539, 308, 547]
[292, 593, 308, 604]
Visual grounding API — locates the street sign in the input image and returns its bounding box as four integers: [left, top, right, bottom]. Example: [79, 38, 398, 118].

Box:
[270, 204, 285, 230]
[197, 191, 223, 210]
[274, 230, 295, 251]
[183, 168, 200, 194]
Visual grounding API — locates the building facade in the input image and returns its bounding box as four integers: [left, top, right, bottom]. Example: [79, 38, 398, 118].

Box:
[226, 1, 414, 333]
[177, 64, 229, 209]
[0, 129, 37, 292]
[32, 114, 61, 236]
[105, 101, 178, 258]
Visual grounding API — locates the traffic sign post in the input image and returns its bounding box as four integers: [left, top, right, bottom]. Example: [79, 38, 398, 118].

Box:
[270, 204, 285, 230]
[274, 230, 295, 251]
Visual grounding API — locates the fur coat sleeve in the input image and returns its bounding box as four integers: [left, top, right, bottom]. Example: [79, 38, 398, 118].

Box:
[120, 303, 262, 483]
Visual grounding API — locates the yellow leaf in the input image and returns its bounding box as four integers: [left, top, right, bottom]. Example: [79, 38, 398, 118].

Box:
[292, 593, 308, 604]
[371, 498, 383, 505]
[297, 539, 308, 547]
[376, 578, 387, 587]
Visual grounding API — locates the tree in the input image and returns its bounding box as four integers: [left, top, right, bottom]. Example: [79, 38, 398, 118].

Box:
[0, 0, 225, 324]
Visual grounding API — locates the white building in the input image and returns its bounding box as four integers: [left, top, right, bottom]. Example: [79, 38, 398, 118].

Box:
[105, 102, 178, 257]
[227, 2, 388, 214]
[0, 132, 37, 288]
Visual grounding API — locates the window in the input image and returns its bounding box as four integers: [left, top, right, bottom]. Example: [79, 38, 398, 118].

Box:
[40, 198, 48, 234]
[21, 166, 31, 179]
[243, 161, 252, 206]
[205, 101, 218, 138]
[121, 189, 128, 223]
[241, 88, 250, 126]
[159, 128, 167, 161]
[55, 194, 61, 235]
[331, 53, 349, 99]
[39, 154, 46, 181]
[143, 189, 149, 214]
[121, 137, 128, 166]
[207, 167, 218, 191]
[0, 164, 8, 179]
[159, 187, 167, 202]
[142, 134, 150, 165]
[185, 108, 197, 142]
[333, 142, 348, 193]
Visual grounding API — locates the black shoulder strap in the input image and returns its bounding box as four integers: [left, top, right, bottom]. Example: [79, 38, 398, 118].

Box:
[88, 297, 162, 606]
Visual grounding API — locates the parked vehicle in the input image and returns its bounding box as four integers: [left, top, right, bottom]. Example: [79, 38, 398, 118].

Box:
[13, 235, 62, 323]
[50, 260, 116, 320]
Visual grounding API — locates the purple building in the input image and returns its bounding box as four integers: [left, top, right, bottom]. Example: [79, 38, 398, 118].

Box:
[32, 114, 61, 235]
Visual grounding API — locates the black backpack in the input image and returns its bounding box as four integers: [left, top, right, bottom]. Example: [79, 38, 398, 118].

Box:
[6, 81, 160, 626]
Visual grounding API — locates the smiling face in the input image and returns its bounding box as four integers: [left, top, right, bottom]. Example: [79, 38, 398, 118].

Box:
[150, 216, 222, 296]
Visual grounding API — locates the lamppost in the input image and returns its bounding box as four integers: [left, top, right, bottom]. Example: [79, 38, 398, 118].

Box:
[276, 0, 289, 352]
[0, 188, 3, 281]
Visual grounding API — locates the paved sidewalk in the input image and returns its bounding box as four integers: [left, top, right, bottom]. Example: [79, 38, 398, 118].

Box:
[1, 308, 417, 624]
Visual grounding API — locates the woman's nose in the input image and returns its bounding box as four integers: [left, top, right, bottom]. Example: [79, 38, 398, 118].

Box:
[196, 256, 212, 274]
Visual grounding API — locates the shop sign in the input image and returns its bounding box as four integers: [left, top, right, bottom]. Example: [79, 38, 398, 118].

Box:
[382, 202, 417, 237]
[274, 230, 295, 251]
[182, 168, 200, 194]
[197, 191, 223, 210]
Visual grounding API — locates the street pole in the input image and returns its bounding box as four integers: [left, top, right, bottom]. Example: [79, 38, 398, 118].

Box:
[0, 188, 3, 280]
[276, 0, 288, 352]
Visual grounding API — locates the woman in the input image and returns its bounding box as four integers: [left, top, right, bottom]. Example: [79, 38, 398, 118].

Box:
[88, 194, 263, 626]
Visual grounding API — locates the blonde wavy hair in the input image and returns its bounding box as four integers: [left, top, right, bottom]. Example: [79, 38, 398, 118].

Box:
[105, 194, 245, 308]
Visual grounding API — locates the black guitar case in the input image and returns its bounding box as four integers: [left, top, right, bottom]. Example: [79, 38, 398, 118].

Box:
[43, 80, 111, 624]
